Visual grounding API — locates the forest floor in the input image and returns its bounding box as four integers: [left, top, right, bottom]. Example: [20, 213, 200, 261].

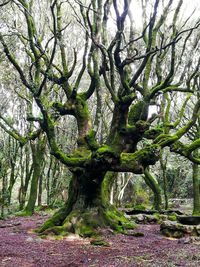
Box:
[0, 212, 200, 267]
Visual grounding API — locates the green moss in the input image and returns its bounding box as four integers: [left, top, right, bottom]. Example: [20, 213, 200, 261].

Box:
[101, 206, 135, 233]
[38, 205, 69, 233]
[153, 213, 162, 224]
[120, 152, 143, 172]
[14, 211, 32, 216]
[134, 204, 146, 210]
[125, 203, 133, 208]
[168, 215, 177, 221]
[161, 228, 171, 237]
[62, 210, 103, 238]
[121, 145, 160, 171]
[52, 101, 64, 112]
[38, 220, 56, 233]
[82, 216, 99, 229]
[154, 134, 178, 146]
[52, 235, 63, 240]
[96, 145, 115, 155]
[85, 130, 99, 150]
[153, 133, 171, 144]
[53, 149, 91, 167]
[135, 120, 150, 129]
[39, 225, 69, 236]
[144, 128, 163, 139]
[173, 231, 184, 238]
[79, 224, 96, 237]
[73, 147, 91, 158]
[128, 101, 148, 125]
[75, 95, 91, 129]
[101, 172, 117, 204]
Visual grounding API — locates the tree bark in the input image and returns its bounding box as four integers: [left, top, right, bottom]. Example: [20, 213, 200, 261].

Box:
[192, 153, 200, 215]
[160, 150, 168, 210]
[1, 161, 8, 218]
[25, 135, 46, 214]
[144, 168, 162, 211]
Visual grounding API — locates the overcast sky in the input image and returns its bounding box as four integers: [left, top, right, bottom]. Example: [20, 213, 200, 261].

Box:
[129, 0, 200, 27]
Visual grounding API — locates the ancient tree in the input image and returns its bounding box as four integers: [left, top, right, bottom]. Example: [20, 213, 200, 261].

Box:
[0, 0, 200, 236]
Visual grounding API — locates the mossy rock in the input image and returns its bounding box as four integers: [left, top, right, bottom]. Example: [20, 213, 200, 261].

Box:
[160, 220, 198, 238]
[173, 231, 184, 238]
[153, 213, 163, 224]
[177, 216, 200, 225]
[161, 228, 184, 238]
[162, 209, 184, 216]
[126, 209, 157, 215]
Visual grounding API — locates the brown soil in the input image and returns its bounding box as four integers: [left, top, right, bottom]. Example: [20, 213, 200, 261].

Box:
[0, 213, 200, 267]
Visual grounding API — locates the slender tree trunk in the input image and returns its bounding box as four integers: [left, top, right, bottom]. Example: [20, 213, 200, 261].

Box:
[102, 172, 118, 205]
[7, 139, 19, 204]
[160, 150, 168, 210]
[192, 119, 200, 215]
[38, 173, 43, 207]
[163, 167, 168, 210]
[117, 173, 131, 207]
[1, 169, 6, 218]
[144, 168, 162, 211]
[38, 161, 45, 207]
[8, 162, 16, 204]
[25, 135, 46, 214]
[49, 161, 59, 207]
[19, 147, 26, 210]
[192, 151, 200, 215]
[1, 160, 9, 218]
[46, 156, 53, 206]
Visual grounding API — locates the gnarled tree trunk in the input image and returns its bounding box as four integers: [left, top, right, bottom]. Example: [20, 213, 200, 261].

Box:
[38, 170, 135, 237]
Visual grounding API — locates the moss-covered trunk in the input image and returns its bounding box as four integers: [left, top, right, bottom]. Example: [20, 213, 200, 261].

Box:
[163, 167, 168, 210]
[25, 135, 46, 214]
[144, 168, 162, 211]
[7, 160, 16, 205]
[160, 150, 168, 210]
[192, 162, 200, 215]
[1, 161, 8, 218]
[37, 173, 43, 207]
[38, 170, 135, 237]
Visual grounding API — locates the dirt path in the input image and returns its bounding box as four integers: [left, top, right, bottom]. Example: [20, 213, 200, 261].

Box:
[0, 214, 200, 267]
